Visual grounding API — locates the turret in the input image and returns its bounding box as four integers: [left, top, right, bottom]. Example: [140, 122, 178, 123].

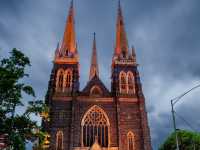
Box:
[111, 1, 139, 97]
[52, 0, 79, 95]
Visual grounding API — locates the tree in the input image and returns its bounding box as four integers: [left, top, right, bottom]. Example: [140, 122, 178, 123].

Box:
[159, 130, 200, 150]
[0, 48, 49, 150]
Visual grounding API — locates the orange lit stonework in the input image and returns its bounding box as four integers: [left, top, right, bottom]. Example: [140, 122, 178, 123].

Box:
[43, 1, 152, 150]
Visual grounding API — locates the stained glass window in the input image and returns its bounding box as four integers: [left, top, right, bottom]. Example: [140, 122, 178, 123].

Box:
[82, 105, 109, 147]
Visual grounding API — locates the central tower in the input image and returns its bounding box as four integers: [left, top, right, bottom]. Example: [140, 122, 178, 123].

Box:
[43, 1, 152, 150]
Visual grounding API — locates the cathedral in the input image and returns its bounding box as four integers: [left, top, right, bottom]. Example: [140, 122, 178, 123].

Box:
[43, 1, 152, 150]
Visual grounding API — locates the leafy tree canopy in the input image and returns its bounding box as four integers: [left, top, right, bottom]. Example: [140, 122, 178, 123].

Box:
[0, 48, 48, 150]
[159, 129, 200, 150]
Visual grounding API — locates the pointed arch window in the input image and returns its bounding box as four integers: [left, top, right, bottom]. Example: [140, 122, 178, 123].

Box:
[119, 71, 127, 93]
[56, 69, 64, 92]
[127, 72, 135, 94]
[90, 86, 102, 97]
[64, 69, 72, 92]
[81, 105, 110, 148]
[127, 131, 135, 150]
[56, 130, 63, 150]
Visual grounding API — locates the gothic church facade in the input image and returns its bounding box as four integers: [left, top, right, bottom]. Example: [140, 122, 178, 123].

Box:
[43, 1, 152, 150]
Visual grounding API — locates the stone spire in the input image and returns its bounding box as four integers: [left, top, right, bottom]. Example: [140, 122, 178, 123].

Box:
[89, 32, 99, 80]
[60, 0, 76, 56]
[115, 0, 129, 56]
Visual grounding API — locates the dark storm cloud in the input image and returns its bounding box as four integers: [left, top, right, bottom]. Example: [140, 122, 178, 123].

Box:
[149, 90, 200, 148]
[132, 0, 200, 80]
[1, 0, 200, 149]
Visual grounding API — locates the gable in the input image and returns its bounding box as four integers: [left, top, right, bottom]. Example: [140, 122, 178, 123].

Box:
[81, 75, 110, 97]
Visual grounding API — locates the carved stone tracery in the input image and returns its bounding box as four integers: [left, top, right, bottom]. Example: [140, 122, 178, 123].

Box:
[81, 105, 110, 148]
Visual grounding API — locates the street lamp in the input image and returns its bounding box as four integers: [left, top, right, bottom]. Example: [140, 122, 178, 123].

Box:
[170, 83, 200, 150]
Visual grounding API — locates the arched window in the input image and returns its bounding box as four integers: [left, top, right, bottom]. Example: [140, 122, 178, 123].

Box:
[90, 86, 102, 97]
[56, 69, 64, 92]
[127, 72, 135, 94]
[119, 71, 127, 93]
[64, 69, 72, 92]
[127, 131, 135, 150]
[81, 105, 110, 148]
[56, 131, 63, 150]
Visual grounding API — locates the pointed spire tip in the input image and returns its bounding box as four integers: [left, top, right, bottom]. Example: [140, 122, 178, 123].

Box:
[93, 32, 96, 40]
[89, 32, 99, 80]
[115, 0, 129, 56]
[71, 0, 73, 7]
[60, 0, 76, 56]
[118, 0, 122, 14]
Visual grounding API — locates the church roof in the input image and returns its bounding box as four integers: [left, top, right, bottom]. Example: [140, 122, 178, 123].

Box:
[81, 75, 110, 97]
[81, 33, 110, 97]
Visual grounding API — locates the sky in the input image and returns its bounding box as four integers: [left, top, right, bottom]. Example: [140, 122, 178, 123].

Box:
[0, 0, 200, 149]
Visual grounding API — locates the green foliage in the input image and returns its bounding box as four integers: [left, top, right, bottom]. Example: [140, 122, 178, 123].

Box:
[25, 100, 49, 116]
[159, 130, 200, 150]
[0, 48, 48, 150]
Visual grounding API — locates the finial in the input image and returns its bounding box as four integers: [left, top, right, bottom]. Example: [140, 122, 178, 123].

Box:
[93, 32, 96, 51]
[93, 32, 96, 45]
[56, 42, 59, 49]
[70, 0, 74, 16]
[75, 42, 78, 53]
[131, 45, 136, 56]
[71, 0, 74, 8]
[68, 0, 74, 17]
[93, 32, 96, 40]
[54, 42, 60, 59]
[118, 0, 122, 15]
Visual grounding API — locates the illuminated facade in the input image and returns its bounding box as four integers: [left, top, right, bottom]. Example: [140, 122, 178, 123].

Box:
[43, 1, 152, 150]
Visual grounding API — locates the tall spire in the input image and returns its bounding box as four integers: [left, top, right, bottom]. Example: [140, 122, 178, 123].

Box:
[115, 0, 129, 56]
[60, 0, 76, 56]
[89, 32, 99, 80]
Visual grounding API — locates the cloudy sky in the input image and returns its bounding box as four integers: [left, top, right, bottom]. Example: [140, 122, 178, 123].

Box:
[0, 0, 200, 149]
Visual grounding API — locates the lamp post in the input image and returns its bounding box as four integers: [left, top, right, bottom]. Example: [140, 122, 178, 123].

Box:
[170, 83, 200, 150]
[171, 100, 179, 150]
